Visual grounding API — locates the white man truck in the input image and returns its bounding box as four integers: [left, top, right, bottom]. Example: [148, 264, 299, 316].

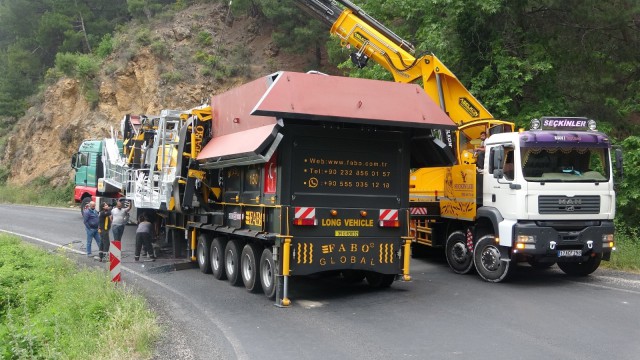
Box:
[411, 117, 622, 282]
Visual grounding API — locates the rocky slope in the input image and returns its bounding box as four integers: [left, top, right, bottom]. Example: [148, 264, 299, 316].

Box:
[0, 3, 323, 188]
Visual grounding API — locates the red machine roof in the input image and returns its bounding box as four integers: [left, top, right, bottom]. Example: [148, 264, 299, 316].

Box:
[197, 71, 456, 164]
[252, 71, 456, 129]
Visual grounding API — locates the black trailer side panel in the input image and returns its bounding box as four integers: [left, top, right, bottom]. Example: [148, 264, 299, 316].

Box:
[280, 124, 410, 275]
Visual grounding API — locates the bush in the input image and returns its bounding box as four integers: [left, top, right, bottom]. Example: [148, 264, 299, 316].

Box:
[160, 71, 183, 84]
[75, 55, 100, 80]
[54, 53, 101, 81]
[135, 28, 152, 46]
[54, 53, 79, 76]
[95, 34, 114, 59]
[196, 31, 213, 46]
[150, 40, 170, 57]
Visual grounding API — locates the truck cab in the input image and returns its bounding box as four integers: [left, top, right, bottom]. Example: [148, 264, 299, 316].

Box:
[478, 117, 618, 280]
[72, 139, 124, 212]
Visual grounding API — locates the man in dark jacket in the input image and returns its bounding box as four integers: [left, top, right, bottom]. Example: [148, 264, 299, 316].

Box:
[82, 201, 101, 257]
[98, 202, 112, 262]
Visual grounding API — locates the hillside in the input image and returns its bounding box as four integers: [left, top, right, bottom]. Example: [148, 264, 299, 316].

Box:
[0, 3, 327, 188]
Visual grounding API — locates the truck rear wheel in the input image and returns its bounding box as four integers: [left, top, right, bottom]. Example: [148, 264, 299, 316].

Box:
[260, 248, 276, 299]
[210, 237, 227, 280]
[197, 233, 212, 274]
[365, 272, 395, 288]
[558, 254, 602, 276]
[473, 235, 515, 283]
[241, 243, 262, 293]
[445, 231, 474, 274]
[225, 239, 243, 286]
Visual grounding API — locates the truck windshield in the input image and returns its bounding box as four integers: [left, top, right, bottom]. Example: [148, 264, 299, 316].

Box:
[521, 147, 609, 182]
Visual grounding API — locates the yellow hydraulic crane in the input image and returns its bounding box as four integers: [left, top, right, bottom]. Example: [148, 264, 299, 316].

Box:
[294, 0, 514, 164]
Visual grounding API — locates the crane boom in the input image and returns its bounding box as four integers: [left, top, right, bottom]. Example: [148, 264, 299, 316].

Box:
[294, 0, 497, 128]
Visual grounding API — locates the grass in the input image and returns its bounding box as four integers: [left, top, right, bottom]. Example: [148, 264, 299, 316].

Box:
[0, 180, 74, 207]
[602, 226, 640, 273]
[0, 235, 160, 359]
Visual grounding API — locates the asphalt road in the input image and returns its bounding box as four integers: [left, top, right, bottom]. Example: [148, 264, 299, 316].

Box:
[2, 204, 640, 360]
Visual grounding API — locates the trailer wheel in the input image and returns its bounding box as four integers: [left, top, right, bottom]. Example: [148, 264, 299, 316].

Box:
[473, 235, 515, 283]
[225, 240, 243, 286]
[80, 197, 91, 215]
[210, 237, 227, 280]
[197, 233, 212, 274]
[558, 254, 602, 276]
[365, 272, 395, 288]
[260, 248, 276, 299]
[445, 231, 474, 274]
[241, 243, 262, 293]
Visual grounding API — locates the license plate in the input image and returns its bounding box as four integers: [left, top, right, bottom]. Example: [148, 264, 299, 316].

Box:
[558, 250, 582, 257]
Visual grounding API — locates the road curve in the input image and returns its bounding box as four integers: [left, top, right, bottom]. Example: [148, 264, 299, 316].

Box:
[2, 204, 640, 360]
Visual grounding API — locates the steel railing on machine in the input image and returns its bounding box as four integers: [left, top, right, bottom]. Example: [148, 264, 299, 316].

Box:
[126, 109, 184, 210]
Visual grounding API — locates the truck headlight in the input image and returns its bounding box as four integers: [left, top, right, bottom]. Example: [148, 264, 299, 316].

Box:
[517, 235, 536, 243]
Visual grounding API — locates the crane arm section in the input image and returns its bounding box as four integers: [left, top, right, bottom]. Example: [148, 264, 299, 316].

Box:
[294, 0, 494, 126]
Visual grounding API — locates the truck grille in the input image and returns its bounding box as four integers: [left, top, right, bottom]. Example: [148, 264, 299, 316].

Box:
[538, 196, 600, 214]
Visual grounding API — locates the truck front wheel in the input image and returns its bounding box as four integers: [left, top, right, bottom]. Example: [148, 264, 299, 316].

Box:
[445, 231, 474, 274]
[225, 240, 243, 286]
[259, 248, 276, 299]
[210, 237, 227, 280]
[474, 235, 515, 283]
[558, 254, 602, 276]
[197, 234, 212, 274]
[241, 243, 262, 293]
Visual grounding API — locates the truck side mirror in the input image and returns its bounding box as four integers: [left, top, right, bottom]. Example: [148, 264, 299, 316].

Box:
[71, 153, 78, 169]
[492, 146, 504, 179]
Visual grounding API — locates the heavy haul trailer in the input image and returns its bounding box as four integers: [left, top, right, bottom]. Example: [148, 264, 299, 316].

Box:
[127, 71, 456, 306]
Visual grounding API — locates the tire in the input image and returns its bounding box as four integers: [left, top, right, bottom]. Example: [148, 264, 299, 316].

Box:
[241, 243, 263, 293]
[558, 254, 602, 276]
[260, 248, 277, 299]
[365, 272, 395, 288]
[80, 197, 91, 215]
[445, 231, 474, 274]
[473, 235, 515, 283]
[527, 259, 556, 270]
[197, 233, 211, 274]
[210, 237, 227, 280]
[225, 239, 243, 286]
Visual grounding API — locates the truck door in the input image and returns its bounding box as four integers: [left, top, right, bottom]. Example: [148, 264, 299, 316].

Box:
[486, 144, 518, 220]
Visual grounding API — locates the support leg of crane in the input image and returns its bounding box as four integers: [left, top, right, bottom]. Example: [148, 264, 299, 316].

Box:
[402, 238, 412, 281]
[274, 238, 291, 307]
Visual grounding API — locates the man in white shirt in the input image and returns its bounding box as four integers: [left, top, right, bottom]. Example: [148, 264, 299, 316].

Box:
[111, 200, 131, 242]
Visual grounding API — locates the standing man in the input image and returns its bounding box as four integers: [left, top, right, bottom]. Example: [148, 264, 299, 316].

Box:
[475, 131, 487, 170]
[98, 202, 112, 262]
[135, 214, 156, 262]
[111, 199, 131, 244]
[82, 201, 101, 257]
